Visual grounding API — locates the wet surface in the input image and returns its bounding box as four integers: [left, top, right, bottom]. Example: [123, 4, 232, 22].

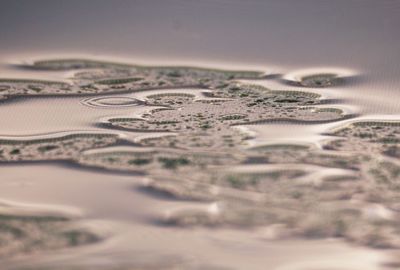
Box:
[0, 57, 398, 270]
[1, 1, 400, 269]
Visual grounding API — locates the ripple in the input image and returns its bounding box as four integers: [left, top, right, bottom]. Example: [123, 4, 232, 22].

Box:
[82, 96, 141, 108]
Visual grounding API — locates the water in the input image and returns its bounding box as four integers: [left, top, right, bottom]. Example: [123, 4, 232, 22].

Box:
[0, 1, 400, 269]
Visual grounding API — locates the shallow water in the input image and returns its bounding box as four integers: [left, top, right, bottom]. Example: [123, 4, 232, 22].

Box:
[0, 165, 390, 270]
[1, 1, 400, 269]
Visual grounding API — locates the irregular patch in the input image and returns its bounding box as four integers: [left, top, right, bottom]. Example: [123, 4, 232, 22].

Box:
[0, 208, 98, 259]
[0, 133, 119, 162]
[2, 58, 265, 101]
[325, 121, 400, 155]
[281, 68, 356, 88]
[107, 85, 347, 151]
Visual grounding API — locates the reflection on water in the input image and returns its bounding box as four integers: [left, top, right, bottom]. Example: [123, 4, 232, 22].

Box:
[0, 0, 400, 269]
